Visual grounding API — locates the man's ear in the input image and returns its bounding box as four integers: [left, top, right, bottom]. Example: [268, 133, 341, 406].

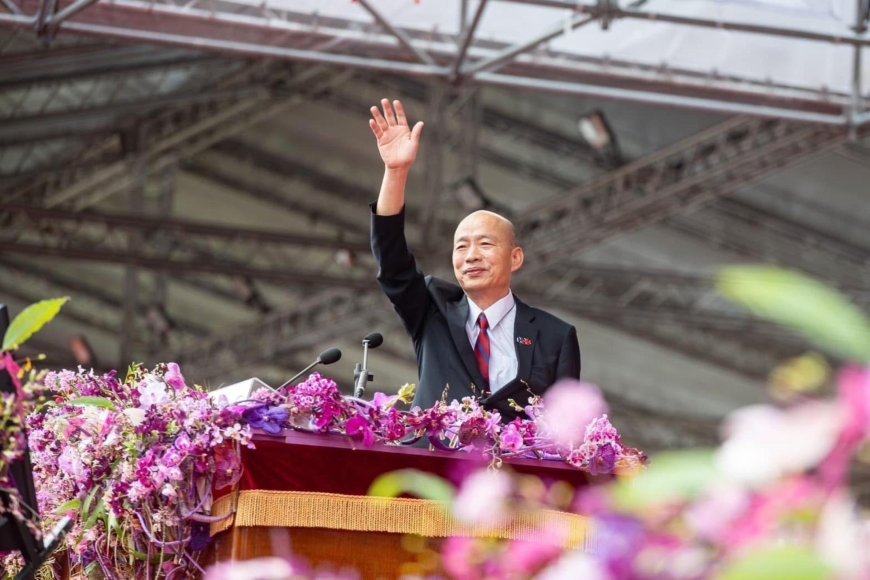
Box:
[511, 246, 525, 273]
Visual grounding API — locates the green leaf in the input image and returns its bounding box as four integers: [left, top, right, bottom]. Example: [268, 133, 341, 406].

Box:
[718, 545, 832, 580]
[69, 397, 116, 411]
[2, 297, 69, 352]
[368, 469, 456, 503]
[80, 486, 100, 523]
[717, 266, 870, 362]
[612, 450, 717, 512]
[84, 498, 106, 529]
[54, 499, 81, 515]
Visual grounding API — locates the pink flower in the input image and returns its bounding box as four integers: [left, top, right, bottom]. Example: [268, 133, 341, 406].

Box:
[453, 469, 512, 526]
[503, 524, 568, 575]
[441, 537, 480, 580]
[500, 423, 524, 452]
[165, 362, 187, 391]
[540, 380, 607, 448]
[837, 365, 870, 444]
[345, 416, 375, 447]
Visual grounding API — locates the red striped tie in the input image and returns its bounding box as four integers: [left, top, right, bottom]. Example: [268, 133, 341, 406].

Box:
[474, 313, 490, 393]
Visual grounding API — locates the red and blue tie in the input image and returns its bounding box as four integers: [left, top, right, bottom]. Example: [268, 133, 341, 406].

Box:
[474, 313, 491, 393]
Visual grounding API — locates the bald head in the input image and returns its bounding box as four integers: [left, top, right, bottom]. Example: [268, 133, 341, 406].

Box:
[452, 210, 524, 310]
[454, 210, 517, 248]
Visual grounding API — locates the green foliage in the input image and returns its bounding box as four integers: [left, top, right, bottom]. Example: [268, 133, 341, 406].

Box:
[611, 450, 717, 512]
[368, 468, 456, 503]
[1, 297, 69, 352]
[69, 396, 117, 411]
[717, 266, 870, 362]
[718, 546, 832, 580]
[54, 499, 82, 515]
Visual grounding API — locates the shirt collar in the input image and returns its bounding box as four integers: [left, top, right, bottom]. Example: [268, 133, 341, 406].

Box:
[467, 291, 516, 329]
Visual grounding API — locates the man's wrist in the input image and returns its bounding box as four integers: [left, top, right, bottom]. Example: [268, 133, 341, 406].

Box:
[384, 165, 411, 178]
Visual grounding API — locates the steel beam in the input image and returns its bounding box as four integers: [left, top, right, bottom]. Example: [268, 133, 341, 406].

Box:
[518, 118, 847, 271]
[356, 0, 436, 66]
[0, 204, 371, 253]
[452, 0, 488, 79]
[669, 198, 870, 287]
[0, 0, 860, 121]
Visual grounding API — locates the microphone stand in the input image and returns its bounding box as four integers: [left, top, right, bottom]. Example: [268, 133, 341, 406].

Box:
[353, 340, 374, 399]
[278, 359, 322, 391]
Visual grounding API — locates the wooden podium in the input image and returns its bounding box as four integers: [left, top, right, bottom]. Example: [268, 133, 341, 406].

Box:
[203, 431, 593, 578]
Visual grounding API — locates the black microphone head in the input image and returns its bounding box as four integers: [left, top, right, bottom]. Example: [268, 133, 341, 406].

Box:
[363, 332, 384, 349]
[318, 347, 342, 365]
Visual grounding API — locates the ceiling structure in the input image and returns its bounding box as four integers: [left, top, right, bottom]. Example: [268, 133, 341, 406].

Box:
[1, 0, 870, 472]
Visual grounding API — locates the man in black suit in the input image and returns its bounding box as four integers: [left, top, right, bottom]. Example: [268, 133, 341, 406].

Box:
[368, 99, 580, 420]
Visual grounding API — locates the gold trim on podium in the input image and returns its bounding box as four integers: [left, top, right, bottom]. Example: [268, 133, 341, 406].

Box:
[210, 490, 591, 548]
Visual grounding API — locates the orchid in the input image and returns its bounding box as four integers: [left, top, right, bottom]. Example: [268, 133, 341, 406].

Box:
[3, 363, 254, 579]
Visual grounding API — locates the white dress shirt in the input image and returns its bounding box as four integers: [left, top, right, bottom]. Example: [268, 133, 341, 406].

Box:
[466, 292, 518, 394]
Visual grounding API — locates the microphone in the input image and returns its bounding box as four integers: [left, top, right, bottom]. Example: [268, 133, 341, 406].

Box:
[353, 332, 383, 398]
[278, 347, 342, 390]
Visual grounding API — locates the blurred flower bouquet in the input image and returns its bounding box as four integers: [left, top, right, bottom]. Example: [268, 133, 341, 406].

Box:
[378, 267, 870, 579]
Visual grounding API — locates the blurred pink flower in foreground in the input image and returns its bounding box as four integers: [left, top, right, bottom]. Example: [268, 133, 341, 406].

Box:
[715, 402, 842, 488]
[452, 468, 512, 527]
[204, 557, 294, 580]
[540, 380, 608, 448]
[837, 365, 870, 445]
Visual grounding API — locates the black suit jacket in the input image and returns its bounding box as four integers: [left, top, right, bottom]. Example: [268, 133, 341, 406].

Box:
[371, 207, 581, 421]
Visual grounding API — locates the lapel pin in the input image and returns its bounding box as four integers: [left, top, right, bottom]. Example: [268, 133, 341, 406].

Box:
[516, 337, 533, 346]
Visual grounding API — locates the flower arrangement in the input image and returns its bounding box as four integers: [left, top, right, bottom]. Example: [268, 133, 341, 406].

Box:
[229, 372, 646, 475]
[3, 361, 642, 579]
[4, 363, 254, 579]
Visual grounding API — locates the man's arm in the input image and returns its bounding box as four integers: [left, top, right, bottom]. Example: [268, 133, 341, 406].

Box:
[555, 326, 581, 380]
[369, 99, 430, 338]
[369, 99, 424, 216]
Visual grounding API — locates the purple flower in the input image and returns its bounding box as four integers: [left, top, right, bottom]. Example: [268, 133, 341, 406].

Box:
[165, 362, 187, 391]
[588, 443, 617, 475]
[243, 404, 289, 435]
[458, 417, 488, 447]
[346, 416, 375, 447]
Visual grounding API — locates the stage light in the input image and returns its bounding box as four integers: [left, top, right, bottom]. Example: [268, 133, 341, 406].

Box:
[334, 248, 356, 269]
[577, 110, 614, 152]
[69, 335, 96, 367]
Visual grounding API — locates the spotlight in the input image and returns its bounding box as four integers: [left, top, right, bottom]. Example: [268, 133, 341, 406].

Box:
[577, 110, 621, 163]
[334, 248, 356, 269]
[69, 335, 96, 367]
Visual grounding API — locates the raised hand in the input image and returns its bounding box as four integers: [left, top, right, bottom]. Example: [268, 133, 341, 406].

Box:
[369, 99, 424, 170]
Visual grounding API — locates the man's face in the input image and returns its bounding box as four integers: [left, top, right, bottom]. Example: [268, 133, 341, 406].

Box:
[452, 212, 523, 300]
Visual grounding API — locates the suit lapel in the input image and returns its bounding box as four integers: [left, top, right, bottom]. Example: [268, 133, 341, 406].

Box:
[484, 298, 538, 405]
[445, 296, 488, 391]
[513, 299, 537, 385]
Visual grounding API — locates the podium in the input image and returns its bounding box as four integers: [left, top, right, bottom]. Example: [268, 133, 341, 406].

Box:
[203, 431, 594, 578]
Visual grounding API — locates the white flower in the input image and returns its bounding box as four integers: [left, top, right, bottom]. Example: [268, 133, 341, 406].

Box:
[715, 402, 842, 488]
[138, 376, 169, 408]
[160, 483, 177, 499]
[123, 407, 146, 426]
[537, 552, 606, 580]
[816, 491, 870, 578]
